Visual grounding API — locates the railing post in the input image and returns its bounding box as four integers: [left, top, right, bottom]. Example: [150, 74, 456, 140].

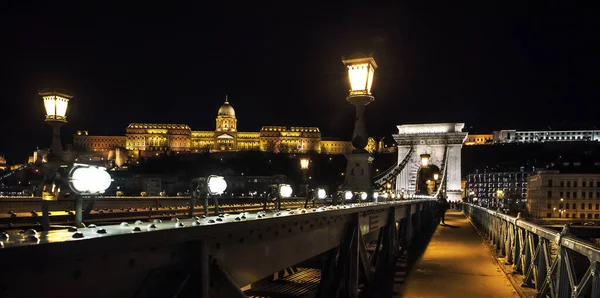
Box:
[534, 238, 547, 293]
[591, 261, 600, 298]
[347, 214, 360, 298]
[75, 194, 83, 228]
[413, 203, 422, 234]
[403, 205, 413, 247]
[555, 225, 572, 298]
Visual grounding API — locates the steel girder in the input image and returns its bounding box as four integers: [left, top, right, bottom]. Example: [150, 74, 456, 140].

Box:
[0, 200, 435, 298]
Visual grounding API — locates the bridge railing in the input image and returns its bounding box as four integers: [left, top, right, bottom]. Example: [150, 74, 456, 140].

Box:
[463, 204, 600, 298]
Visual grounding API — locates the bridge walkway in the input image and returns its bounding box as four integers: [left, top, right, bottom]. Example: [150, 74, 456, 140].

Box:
[400, 210, 520, 298]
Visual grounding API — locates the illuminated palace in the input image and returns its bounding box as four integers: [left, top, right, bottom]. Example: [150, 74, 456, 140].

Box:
[73, 97, 375, 158]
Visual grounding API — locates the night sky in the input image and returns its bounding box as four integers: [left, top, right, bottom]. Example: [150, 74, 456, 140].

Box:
[0, 1, 596, 163]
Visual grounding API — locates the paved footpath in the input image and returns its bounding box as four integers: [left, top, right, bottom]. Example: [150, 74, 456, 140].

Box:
[400, 211, 520, 298]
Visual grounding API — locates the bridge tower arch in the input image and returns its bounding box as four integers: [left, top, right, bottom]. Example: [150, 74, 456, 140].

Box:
[393, 123, 467, 201]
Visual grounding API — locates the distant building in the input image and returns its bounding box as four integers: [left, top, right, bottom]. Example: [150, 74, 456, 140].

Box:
[0, 155, 6, 171]
[527, 167, 600, 220]
[73, 97, 375, 160]
[111, 175, 162, 196]
[225, 175, 287, 195]
[464, 134, 493, 146]
[494, 129, 600, 144]
[466, 168, 533, 202]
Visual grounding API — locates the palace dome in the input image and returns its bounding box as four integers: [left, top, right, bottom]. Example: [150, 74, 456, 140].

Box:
[217, 96, 235, 117]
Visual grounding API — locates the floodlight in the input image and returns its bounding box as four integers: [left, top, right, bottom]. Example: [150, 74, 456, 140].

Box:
[317, 188, 327, 200]
[68, 164, 112, 195]
[207, 175, 227, 195]
[279, 184, 293, 198]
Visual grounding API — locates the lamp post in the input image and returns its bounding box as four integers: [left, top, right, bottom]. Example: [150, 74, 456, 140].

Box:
[496, 189, 505, 208]
[192, 175, 227, 217]
[300, 158, 311, 208]
[342, 55, 377, 193]
[40, 90, 71, 156]
[68, 164, 113, 227]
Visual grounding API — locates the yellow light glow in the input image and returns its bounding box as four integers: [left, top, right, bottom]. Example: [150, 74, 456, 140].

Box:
[44, 96, 55, 117]
[420, 154, 430, 168]
[42, 191, 56, 201]
[348, 63, 369, 92]
[41, 92, 71, 120]
[300, 158, 310, 170]
[342, 56, 378, 95]
[434, 173, 439, 181]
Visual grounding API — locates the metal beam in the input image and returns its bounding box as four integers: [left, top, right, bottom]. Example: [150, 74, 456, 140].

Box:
[0, 200, 435, 297]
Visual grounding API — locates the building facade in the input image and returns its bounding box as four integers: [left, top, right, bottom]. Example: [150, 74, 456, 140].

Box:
[493, 130, 600, 144]
[72, 98, 375, 158]
[464, 134, 493, 146]
[527, 170, 600, 220]
[466, 169, 532, 202]
[461, 129, 600, 146]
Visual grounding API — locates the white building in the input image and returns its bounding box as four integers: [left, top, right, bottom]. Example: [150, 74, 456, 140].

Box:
[494, 130, 600, 143]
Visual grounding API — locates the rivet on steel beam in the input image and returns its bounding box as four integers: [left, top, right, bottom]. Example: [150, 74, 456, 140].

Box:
[241, 215, 246, 219]
[193, 216, 200, 220]
[235, 217, 241, 221]
[0, 241, 3, 248]
[216, 218, 223, 222]
[208, 220, 215, 223]
[176, 222, 185, 228]
[201, 215, 207, 218]
[135, 220, 143, 225]
[120, 222, 129, 227]
[148, 224, 157, 229]
[26, 235, 39, 242]
[192, 220, 201, 226]
[68, 227, 78, 232]
[171, 218, 179, 222]
[87, 224, 97, 228]
[153, 219, 162, 223]
[0, 232, 8, 240]
[133, 227, 142, 232]
[25, 229, 38, 236]
[72, 232, 84, 238]
[97, 229, 107, 234]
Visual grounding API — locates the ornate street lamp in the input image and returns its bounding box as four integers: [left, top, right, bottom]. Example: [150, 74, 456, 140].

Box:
[40, 90, 72, 155]
[342, 55, 377, 192]
[300, 157, 310, 206]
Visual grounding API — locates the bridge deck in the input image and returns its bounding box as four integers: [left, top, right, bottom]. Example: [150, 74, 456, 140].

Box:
[401, 211, 520, 298]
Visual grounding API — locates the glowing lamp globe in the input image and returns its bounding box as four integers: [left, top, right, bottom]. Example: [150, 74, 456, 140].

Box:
[373, 192, 379, 200]
[420, 154, 430, 168]
[344, 191, 353, 201]
[360, 192, 368, 200]
[317, 188, 327, 200]
[433, 173, 439, 181]
[68, 164, 112, 195]
[279, 184, 293, 198]
[207, 175, 227, 195]
[300, 158, 310, 170]
[342, 56, 378, 96]
[40, 91, 72, 122]
[381, 193, 389, 199]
